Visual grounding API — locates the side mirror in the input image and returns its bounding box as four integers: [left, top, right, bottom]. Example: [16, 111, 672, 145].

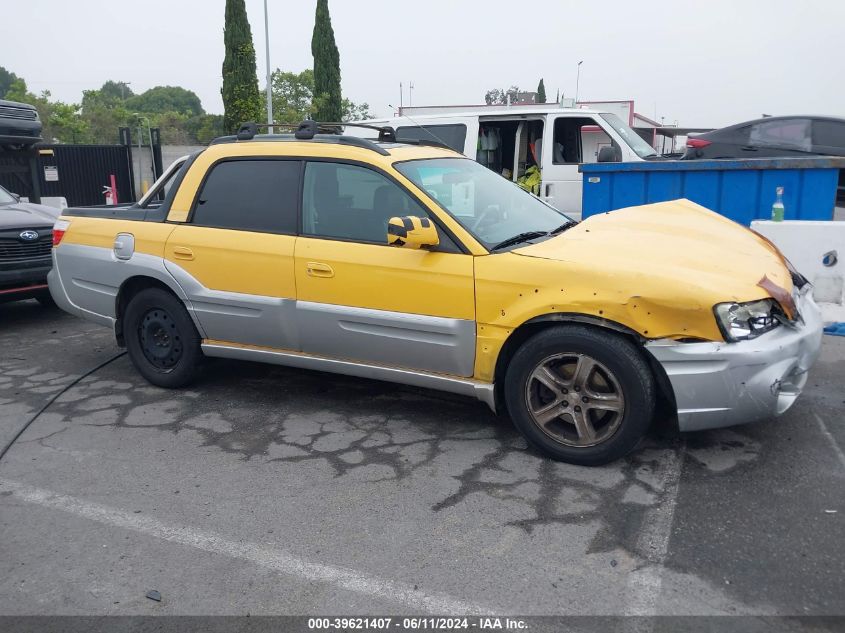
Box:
[11, 193, 21, 202]
[597, 145, 621, 163]
[387, 216, 440, 250]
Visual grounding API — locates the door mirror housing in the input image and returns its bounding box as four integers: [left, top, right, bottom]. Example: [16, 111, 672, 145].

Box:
[387, 216, 440, 250]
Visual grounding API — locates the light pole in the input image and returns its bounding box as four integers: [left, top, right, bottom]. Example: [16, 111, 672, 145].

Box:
[133, 113, 155, 190]
[263, 0, 273, 133]
[575, 60, 583, 104]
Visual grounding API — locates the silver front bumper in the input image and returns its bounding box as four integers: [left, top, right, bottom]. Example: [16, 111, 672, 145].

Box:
[645, 289, 823, 432]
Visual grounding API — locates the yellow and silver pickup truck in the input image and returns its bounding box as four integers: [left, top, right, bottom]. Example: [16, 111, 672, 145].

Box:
[48, 121, 823, 465]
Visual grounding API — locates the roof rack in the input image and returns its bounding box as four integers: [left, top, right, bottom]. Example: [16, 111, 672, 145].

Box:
[210, 119, 455, 155]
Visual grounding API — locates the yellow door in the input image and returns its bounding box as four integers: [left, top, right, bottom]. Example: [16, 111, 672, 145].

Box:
[163, 158, 301, 349]
[294, 161, 475, 376]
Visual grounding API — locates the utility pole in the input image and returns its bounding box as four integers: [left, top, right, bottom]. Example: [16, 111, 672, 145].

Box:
[263, 0, 273, 133]
[575, 60, 583, 103]
[409, 82, 414, 106]
[400, 82, 403, 112]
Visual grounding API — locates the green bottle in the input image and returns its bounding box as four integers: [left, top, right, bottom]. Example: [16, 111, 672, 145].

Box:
[771, 186, 785, 222]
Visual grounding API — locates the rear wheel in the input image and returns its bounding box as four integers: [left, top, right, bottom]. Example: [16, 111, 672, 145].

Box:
[123, 288, 202, 388]
[504, 325, 655, 465]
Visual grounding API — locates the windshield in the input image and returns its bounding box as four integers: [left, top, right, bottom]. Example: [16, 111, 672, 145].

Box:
[600, 113, 658, 158]
[0, 186, 17, 206]
[394, 158, 569, 250]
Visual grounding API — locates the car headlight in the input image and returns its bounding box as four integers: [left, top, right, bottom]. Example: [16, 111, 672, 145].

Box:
[714, 299, 782, 342]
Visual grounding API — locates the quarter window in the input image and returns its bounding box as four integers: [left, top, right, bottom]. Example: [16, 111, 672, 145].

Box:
[192, 160, 299, 233]
[749, 119, 812, 151]
[812, 120, 845, 149]
[301, 162, 429, 243]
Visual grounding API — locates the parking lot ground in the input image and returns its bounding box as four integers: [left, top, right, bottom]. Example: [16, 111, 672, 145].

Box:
[1, 300, 843, 617]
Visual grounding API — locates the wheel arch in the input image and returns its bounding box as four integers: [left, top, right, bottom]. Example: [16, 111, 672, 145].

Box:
[114, 275, 196, 347]
[493, 313, 678, 429]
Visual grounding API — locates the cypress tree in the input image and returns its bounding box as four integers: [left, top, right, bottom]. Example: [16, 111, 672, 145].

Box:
[537, 78, 547, 104]
[221, 0, 261, 132]
[312, 0, 342, 122]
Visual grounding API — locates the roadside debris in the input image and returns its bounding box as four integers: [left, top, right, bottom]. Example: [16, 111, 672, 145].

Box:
[145, 589, 161, 602]
[823, 323, 845, 337]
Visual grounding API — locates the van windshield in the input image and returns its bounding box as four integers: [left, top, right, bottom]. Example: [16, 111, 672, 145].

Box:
[395, 158, 570, 250]
[600, 113, 659, 158]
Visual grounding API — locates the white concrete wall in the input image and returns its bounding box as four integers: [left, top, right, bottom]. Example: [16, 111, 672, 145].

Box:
[132, 145, 204, 198]
[752, 220, 845, 312]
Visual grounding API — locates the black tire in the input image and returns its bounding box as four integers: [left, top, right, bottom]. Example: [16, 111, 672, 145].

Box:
[504, 325, 655, 465]
[123, 287, 202, 388]
[35, 290, 56, 308]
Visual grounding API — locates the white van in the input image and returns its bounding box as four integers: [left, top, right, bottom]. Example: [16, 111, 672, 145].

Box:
[355, 106, 660, 218]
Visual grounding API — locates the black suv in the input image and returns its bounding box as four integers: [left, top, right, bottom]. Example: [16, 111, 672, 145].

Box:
[0, 184, 57, 305]
[0, 99, 42, 147]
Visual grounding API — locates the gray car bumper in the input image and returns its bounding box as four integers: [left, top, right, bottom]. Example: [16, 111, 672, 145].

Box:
[645, 289, 823, 432]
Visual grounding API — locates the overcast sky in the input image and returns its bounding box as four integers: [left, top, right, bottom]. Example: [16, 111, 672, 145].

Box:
[5, 0, 843, 128]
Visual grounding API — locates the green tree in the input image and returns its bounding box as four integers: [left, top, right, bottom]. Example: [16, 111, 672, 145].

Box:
[260, 68, 371, 125]
[537, 78, 546, 104]
[127, 86, 204, 117]
[311, 0, 342, 122]
[0, 66, 22, 100]
[186, 114, 226, 144]
[484, 86, 520, 106]
[6, 79, 92, 143]
[342, 98, 372, 121]
[264, 69, 316, 122]
[221, 0, 261, 132]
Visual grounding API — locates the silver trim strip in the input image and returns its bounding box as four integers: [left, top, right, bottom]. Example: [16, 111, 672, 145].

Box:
[201, 342, 496, 411]
[295, 300, 476, 377]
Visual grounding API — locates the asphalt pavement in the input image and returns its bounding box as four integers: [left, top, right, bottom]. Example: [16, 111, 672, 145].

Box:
[0, 300, 843, 618]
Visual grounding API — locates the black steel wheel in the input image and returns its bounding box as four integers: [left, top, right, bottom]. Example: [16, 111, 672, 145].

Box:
[123, 287, 202, 388]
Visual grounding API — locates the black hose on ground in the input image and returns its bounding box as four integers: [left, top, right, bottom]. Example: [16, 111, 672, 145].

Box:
[0, 351, 126, 465]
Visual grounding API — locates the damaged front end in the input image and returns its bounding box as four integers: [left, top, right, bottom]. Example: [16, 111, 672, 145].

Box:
[645, 284, 823, 432]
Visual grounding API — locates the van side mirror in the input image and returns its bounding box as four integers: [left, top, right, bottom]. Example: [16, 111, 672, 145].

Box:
[597, 146, 621, 163]
[387, 216, 440, 250]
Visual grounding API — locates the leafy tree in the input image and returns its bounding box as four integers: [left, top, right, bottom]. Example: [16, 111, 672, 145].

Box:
[127, 86, 204, 117]
[0, 66, 22, 100]
[264, 69, 316, 122]
[342, 99, 372, 121]
[537, 78, 546, 104]
[484, 86, 520, 106]
[100, 80, 134, 102]
[5, 79, 92, 143]
[186, 114, 226, 144]
[261, 68, 371, 124]
[311, 0, 342, 122]
[221, 0, 261, 132]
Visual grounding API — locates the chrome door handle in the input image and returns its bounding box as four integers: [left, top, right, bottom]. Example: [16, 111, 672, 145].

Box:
[306, 261, 334, 278]
[173, 246, 195, 261]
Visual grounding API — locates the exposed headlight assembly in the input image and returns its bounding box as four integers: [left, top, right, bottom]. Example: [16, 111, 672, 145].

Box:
[714, 299, 782, 342]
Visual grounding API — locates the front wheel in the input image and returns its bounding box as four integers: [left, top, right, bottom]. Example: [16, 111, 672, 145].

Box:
[123, 287, 202, 388]
[504, 325, 655, 465]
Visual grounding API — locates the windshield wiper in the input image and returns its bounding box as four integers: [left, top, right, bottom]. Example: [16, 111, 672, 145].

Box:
[490, 231, 549, 251]
[549, 220, 579, 235]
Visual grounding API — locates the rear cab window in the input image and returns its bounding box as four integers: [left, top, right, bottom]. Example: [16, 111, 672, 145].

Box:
[191, 159, 300, 233]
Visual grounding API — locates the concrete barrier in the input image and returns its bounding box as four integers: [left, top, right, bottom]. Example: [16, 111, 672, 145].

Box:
[752, 220, 845, 323]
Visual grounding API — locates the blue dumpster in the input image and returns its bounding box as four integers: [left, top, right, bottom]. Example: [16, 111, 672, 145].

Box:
[579, 157, 845, 225]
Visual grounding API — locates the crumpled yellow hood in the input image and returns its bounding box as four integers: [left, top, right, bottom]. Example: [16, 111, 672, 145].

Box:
[506, 199, 794, 340]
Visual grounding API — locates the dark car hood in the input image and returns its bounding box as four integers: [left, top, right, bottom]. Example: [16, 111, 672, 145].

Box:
[0, 201, 60, 228]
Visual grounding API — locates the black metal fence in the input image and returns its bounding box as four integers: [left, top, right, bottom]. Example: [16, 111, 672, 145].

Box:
[0, 143, 136, 207]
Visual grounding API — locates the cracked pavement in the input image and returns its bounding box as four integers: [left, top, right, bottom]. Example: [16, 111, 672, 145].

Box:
[0, 300, 843, 616]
